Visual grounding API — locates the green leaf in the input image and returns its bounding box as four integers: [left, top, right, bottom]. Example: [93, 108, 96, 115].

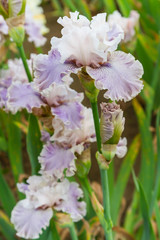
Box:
[124, 191, 139, 233]
[137, 34, 158, 63]
[0, 136, 7, 151]
[26, 114, 42, 175]
[136, 39, 153, 84]
[102, 0, 116, 13]
[74, 0, 91, 19]
[0, 166, 16, 217]
[61, 0, 76, 11]
[149, 110, 160, 214]
[39, 226, 51, 240]
[6, 113, 23, 184]
[111, 134, 141, 224]
[116, 0, 131, 16]
[132, 99, 155, 204]
[137, 180, 156, 240]
[0, 211, 17, 240]
[155, 201, 160, 238]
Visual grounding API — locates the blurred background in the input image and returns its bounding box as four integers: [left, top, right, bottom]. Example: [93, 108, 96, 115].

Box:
[0, 0, 160, 239]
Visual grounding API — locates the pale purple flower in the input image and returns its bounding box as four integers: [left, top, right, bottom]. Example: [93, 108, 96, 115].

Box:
[7, 77, 84, 129]
[11, 176, 86, 239]
[25, 1, 48, 47]
[51, 107, 96, 154]
[108, 10, 139, 42]
[86, 51, 143, 102]
[49, 12, 143, 102]
[38, 142, 76, 178]
[41, 82, 84, 129]
[0, 58, 30, 109]
[51, 12, 124, 67]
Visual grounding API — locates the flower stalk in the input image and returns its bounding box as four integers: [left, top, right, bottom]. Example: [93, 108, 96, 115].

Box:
[17, 44, 32, 82]
[68, 222, 78, 240]
[91, 100, 113, 240]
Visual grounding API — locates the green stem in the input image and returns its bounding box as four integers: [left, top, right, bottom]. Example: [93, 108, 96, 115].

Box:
[68, 223, 78, 240]
[17, 44, 32, 82]
[91, 101, 102, 153]
[50, 219, 60, 240]
[91, 101, 113, 240]
[80, 177, 109, 235]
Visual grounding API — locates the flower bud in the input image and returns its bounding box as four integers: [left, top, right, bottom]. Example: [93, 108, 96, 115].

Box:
[100, 102, 125, 161]
[0, 0, 26, 18]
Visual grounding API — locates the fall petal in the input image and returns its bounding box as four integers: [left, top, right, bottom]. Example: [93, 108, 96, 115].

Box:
[87, 51, 143, 102]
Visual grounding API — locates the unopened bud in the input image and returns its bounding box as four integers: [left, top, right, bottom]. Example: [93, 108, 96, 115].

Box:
[0, 0, 26, 18]
[100, 102, 125, 160]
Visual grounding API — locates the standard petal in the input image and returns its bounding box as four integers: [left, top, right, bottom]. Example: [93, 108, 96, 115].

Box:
[11, 199, 53, 239]
[33, 49, 76, 91]
[86, 51, 144, 102]
[38, 142, 76, 178]
[51, 102, 83, 129]
[7, 83, 45, 114]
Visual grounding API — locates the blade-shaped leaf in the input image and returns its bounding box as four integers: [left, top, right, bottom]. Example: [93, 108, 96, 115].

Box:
[26, 114, 42, 175]
[137, 179, 156, 240]
[149, 110, 160, 214]
[132, 99, 155, 204]
[111, 134, 141, 224]
[155, 201, 160, 238]
[116, 0, 131, 16]
[6, 113, 23, 184]
[0, 166, 16, 217]
[0, 211, 17, 240]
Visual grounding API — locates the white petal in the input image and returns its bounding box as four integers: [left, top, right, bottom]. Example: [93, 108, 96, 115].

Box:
[116, 137, 127, 158]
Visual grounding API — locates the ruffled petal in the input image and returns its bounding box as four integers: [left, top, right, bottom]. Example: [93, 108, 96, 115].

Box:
[33, 49, 77, 91]
[51, 102, 83, 129]
[11, 199, 53, 239]
[56, 182, 86, 222]
[38, 142, 76, 178]
[17, 183, 29, 194]
[7, 83, 45, 114]
[86, 51, 144, 101]
[116, 137, 127, 158]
